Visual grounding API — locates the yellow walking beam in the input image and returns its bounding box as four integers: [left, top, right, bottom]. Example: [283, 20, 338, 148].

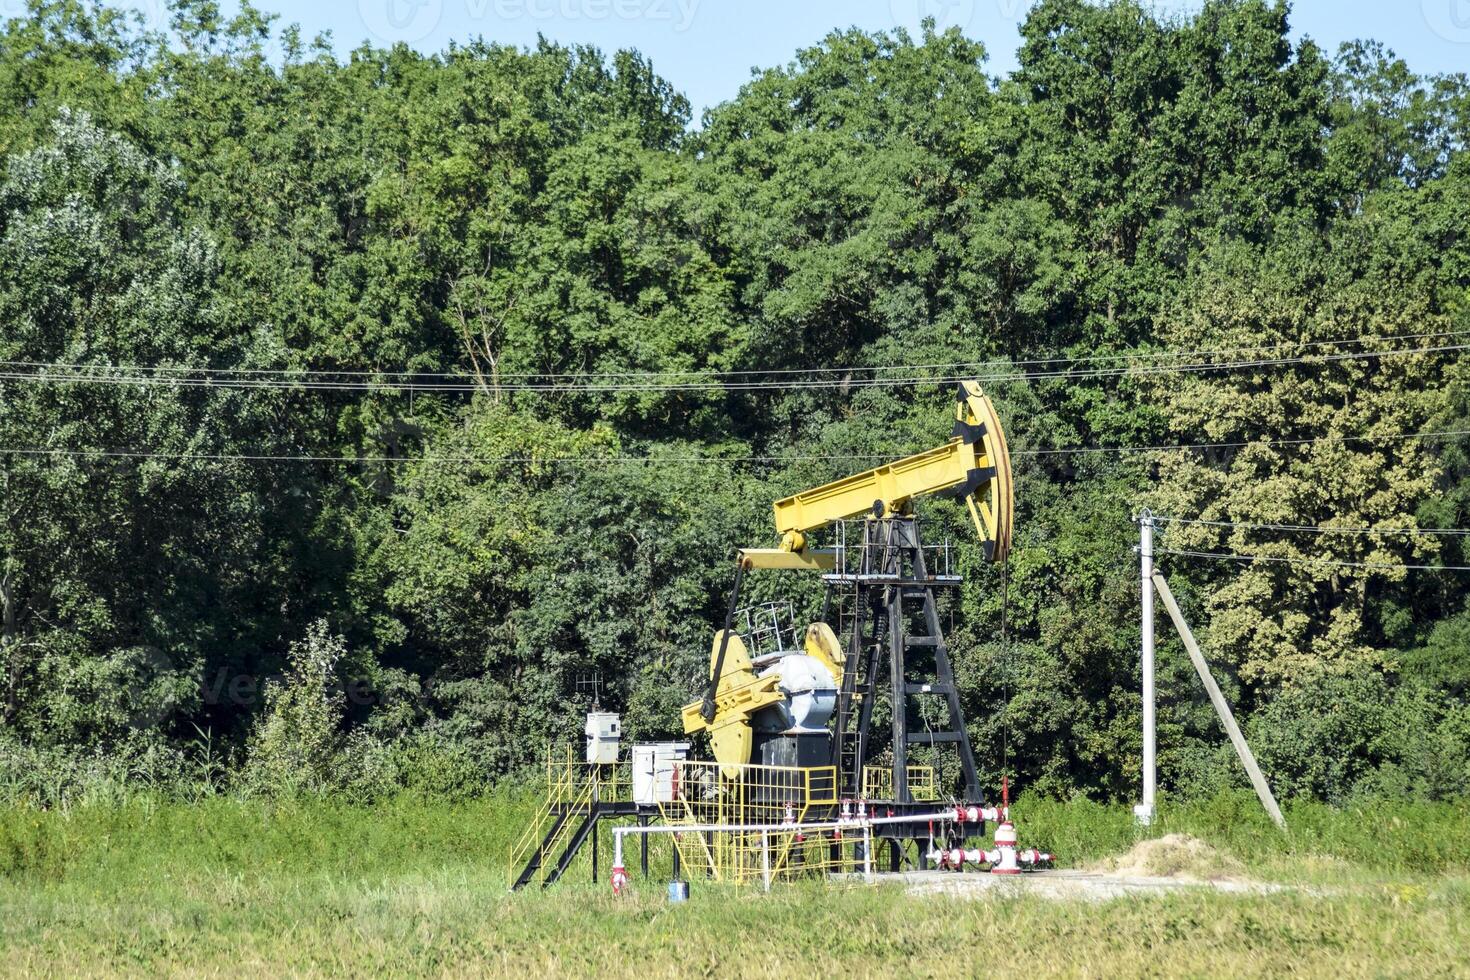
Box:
[741, 381, 1014, 569]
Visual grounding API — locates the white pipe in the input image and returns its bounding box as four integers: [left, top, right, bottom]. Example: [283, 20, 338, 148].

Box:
[862, 824, 873, 883]
[613, 811, 959, 841]
[611, 810, 961, 872]
[926, 845, 1052, 868]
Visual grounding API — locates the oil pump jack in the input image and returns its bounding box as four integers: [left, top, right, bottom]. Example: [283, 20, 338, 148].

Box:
[682, 381, 1014, 806]
[509, 381, 1023, 890]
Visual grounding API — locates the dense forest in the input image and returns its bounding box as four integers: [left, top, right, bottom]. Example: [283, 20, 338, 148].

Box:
[0, 0, 1467, 805]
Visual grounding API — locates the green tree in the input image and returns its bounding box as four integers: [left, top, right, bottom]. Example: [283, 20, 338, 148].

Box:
[0, 108, 281, 744]
[243, 619, 347, 795]
[1148, 154, 1469, 684]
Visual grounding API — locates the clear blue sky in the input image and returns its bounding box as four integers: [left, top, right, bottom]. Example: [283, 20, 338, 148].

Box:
[100, 0, 1470, 117]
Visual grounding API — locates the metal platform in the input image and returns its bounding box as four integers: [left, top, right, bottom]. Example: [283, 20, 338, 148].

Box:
[509, 748, 992, 889]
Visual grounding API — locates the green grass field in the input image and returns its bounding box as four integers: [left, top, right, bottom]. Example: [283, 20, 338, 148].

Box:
[2, 792, 1467, 977]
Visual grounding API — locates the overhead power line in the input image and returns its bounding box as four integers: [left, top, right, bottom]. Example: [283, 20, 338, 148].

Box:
[1035, 428, 1470, 457]
[3, 327, 1463, 382]
[0, 340, 1465, 394]
[1154, 547, 1470, 573]
[1154, 515, 1470, 537]
[2, 427, 1467, 467]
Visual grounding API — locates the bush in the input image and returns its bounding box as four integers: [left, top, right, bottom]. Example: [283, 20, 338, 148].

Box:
[338, 729, 496, 802]
[0, 732, 228, 808]
[1248, 673, 1470, 804]
[241, 621, 347, 796]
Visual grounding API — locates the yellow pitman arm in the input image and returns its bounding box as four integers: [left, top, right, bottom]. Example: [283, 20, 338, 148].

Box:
[741, 381, 1014, 568]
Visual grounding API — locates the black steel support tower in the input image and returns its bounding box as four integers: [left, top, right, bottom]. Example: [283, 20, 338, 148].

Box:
[828, 515, 980, 803]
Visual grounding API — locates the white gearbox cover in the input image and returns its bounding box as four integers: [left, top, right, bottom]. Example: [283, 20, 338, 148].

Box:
[758, 654, 838, 733]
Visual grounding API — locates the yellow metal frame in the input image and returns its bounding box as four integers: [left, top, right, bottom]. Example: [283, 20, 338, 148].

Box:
[756, 381, 1014, 566]
[656, 760, 851, 884]
[507, 745, 632, 885]
[861, 765, 939, 802]
[541, 742, 633, 803]
[686, 383, 1015, 780]
[680, 623, 849, 774]
[659, 759, 838, 826]
[680, 631, 786, 776]
[510, 750, 915, 888]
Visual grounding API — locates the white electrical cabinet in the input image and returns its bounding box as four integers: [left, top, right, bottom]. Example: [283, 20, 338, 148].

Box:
[631, 743, 689, 804]
[584, 711, 621, 764]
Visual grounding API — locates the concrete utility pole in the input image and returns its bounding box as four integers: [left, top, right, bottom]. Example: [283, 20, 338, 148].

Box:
[1152, 573, 1286, 830]
[1134, 510, 1156, 826]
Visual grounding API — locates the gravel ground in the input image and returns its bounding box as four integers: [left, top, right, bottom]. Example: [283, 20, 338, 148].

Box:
[897, 868, 1291, 901]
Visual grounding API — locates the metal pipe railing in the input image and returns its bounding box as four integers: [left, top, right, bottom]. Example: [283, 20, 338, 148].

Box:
[611, 810, 960, 891]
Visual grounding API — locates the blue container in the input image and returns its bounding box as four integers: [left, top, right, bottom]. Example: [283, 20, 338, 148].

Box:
[668, 880, 690, 903]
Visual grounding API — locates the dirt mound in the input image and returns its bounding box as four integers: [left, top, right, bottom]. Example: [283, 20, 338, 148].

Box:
[1089, 834, 1246, 882]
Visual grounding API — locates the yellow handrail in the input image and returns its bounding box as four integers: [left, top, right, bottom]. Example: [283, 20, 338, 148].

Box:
[528, 777, 597, 885]
[862, 765, 938, 802]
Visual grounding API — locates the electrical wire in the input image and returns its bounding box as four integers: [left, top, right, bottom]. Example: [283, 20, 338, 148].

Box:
[998, 554, 1011, 791]
[3, 327, 1463, 382]
[1070, 427, 1470, 457]
[0, 341, 1464, 394]
[1154, 547, 1470, 572]
[1153, 515, 1470, 537]
[2, 426, 1467, 466]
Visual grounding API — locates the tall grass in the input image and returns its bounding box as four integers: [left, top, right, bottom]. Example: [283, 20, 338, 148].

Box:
[3, 792, 1469, 975]
[1014, 791, 1470, 874]
[5, 790, 1468, 886]
[0, 788, 541, 884]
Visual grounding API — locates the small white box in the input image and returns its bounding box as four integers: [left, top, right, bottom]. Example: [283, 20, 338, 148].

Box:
[632, 742, 690, 804]
[584, 711, 621, 764]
